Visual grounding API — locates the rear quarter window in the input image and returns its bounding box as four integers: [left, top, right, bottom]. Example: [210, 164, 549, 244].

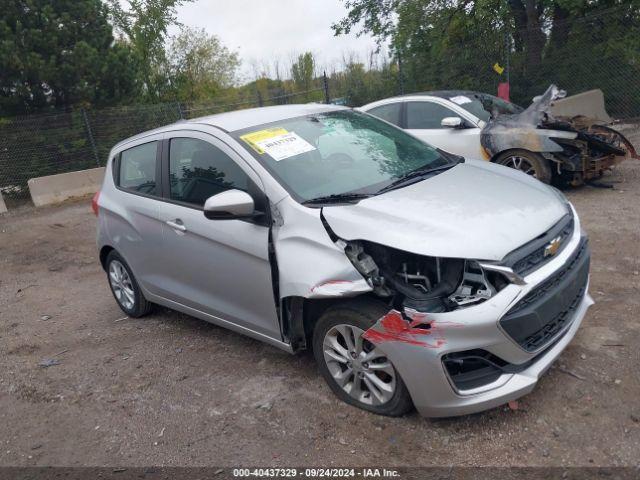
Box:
[367, 103, 402, 126]
[118, 141, 158, 195]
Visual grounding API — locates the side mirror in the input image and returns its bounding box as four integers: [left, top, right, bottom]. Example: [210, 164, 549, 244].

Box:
[441, 117, 464, 129]
[204, 189, 256, 220]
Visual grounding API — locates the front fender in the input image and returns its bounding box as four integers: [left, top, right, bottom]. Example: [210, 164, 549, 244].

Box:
[481, 126, 576, 156]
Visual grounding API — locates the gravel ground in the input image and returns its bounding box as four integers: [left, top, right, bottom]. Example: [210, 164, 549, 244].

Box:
[0, 158, 639, 468]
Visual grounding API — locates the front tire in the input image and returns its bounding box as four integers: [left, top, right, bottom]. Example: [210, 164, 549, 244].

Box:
[494, 149, 552, 184]
[312, 300, 413, 416]
[105, 250, 153, 318]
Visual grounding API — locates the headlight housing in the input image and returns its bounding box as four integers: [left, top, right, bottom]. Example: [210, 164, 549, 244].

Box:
[342, 240, 508, 313]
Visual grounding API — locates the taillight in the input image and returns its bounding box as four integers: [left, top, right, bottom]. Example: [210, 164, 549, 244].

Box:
[92, 190, 100, 216]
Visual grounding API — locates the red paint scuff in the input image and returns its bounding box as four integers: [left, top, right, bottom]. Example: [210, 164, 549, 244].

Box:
[363, 309, 460, 349]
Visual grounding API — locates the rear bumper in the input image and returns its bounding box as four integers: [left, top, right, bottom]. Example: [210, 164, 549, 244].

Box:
[367, 211, 593, 417]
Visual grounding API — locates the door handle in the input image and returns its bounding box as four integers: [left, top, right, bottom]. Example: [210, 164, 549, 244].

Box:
[166, 219, 187, 232]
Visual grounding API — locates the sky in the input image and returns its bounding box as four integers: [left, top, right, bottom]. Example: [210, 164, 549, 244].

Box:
[172, 0, 380, 81]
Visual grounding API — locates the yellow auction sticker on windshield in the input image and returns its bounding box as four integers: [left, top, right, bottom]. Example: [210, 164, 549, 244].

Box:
[240, 128, 289, 154]
[241, 128, 316, 161]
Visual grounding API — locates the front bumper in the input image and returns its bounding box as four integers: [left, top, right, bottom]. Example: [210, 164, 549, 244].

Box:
[368, 212, 593, 418]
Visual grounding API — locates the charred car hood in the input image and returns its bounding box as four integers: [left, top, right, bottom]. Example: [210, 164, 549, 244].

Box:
[322, 160, 569, 261]
[481, 85, 577, 155]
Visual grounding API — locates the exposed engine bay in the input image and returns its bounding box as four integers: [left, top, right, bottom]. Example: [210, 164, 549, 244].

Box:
[481, 85, 638, 186]
[340, 240, 508, 313]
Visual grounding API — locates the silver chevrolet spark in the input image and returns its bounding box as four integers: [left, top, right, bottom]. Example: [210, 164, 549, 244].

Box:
[95, 104, 593, 417]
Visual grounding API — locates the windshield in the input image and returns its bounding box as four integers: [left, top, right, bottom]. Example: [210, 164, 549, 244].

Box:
[451, 93, 523, 122]
[232, 110, 452, 203]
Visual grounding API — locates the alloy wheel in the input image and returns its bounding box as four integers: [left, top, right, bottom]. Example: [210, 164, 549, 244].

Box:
[322, 324, 397, 406]
[108, 260, 135, 310]
[501, 155, 537, 177]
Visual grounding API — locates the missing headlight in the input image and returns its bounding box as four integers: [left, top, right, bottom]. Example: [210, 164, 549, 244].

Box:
[448, 261, 496, 307]
[342, 240, 507, 312]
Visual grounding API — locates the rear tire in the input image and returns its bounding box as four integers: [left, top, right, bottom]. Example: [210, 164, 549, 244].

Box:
[312, 299, 413, 417]
[105, 250, 153, 318]
[494, 149, 552, 184]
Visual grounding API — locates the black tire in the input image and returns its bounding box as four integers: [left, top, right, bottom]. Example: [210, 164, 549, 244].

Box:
[105, 250, 153, 318]
[494, 149, 552, 184]
[312, 299, 414, 417]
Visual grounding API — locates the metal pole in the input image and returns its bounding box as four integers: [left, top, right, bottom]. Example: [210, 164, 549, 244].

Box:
[397, 49, 405, 95]
[323, 71, 330, 104]
[81, 108, 100, 166]
[176, 101, 184, 120]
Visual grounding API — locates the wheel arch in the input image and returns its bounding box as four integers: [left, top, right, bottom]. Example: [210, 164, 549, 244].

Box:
[99, 245, 115, 271]
[490, 148, 553, 183]
[282, 294, 386, 353]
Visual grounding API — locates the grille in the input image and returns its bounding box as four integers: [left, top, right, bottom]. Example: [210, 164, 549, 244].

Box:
[519, 275, 588, 351]
[500, 238, 590, 352]
[510, 239, 588, 315]
[503, 214, 574, 277]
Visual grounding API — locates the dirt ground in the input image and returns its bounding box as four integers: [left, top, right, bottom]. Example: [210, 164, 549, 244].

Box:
[1, 159, 639, 468]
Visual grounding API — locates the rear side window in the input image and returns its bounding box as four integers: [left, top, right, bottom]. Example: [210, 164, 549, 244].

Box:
[406, 102, 457, 129]
[169, 137, 250, 207]
[367, 103, 402, 126]
[118, 142, 158, 195]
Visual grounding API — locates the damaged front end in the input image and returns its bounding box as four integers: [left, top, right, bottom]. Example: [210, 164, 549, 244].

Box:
[338, 238, 511, 346]
[342, 239, 507, 314]
[272, 197, 513, 354]
[320, 211, 593, 416]
[335, 236, 534, 404]
[481, 85, 638, 186]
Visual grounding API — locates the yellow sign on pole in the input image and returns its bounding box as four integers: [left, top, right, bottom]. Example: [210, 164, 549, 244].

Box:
[493, 63, 505, 75]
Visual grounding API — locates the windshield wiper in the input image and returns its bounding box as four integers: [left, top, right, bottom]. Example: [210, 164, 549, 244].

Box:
[377, 160, 462, 194]
[302, 192, 372, 206]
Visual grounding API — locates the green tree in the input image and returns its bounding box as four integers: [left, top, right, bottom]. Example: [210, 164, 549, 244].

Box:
[107, 0, 192, 101]
[333, 1, 640, 115]
[0, 0, 140, 114]
[291, 52, 316, 94]
[167, 27, 240, 102]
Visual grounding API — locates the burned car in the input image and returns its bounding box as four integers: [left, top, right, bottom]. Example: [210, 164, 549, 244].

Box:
[361, 85, 637, 185]
[96, 104, 592, 417]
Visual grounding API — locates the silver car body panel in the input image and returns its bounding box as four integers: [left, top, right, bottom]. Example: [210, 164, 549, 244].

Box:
[155, 130, 281, 339]
[97, 133, 165, 297]
[270, 198, 372, 299]
[322, 159, 568, 261]
[97, 104, 593, 416]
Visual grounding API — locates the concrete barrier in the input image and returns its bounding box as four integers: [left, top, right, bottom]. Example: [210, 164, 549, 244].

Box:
[28, 167, 105, 207]
[0, 191, 7, 214]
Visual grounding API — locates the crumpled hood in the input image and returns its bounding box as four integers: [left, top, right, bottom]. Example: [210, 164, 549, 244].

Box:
[322, 160, 569, 261]
[480, 85, 579, 155]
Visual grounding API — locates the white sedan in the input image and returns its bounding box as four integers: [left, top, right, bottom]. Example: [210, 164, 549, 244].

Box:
[360, 88, 637, 185]
[360, 90, 522, 162]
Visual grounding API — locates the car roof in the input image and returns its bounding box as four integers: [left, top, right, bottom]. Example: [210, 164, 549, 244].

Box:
[360, 90, 492, 111]
[113, 104, 348, 150]
[404, 90, 483, 99]
[189, 103, 348, 131]
[370, 90, 488, 103]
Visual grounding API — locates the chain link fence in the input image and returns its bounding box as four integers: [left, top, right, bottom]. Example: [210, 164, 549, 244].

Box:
[393, 5, 640, 120]
[0, 86, 328, 202]
[1, 6, 638, 205]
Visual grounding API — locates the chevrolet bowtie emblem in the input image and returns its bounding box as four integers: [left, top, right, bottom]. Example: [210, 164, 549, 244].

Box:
[544, 236, 562, 257]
